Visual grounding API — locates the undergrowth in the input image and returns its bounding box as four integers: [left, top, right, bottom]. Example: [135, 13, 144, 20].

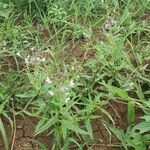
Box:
[0, 0, 150, 150]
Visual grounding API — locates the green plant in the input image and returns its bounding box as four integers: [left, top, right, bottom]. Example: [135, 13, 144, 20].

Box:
[104, 118, 150, 150]
[0, 0, 149, 149]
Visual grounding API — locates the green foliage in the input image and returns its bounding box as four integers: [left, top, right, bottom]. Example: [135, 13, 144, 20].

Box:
[0, 118, 8, 150]
[0, 0, 149, 149]
[104, 117, 150, 150]
[0, 2, 12, 19]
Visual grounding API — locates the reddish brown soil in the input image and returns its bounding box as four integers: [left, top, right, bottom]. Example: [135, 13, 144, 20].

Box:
[0, 117, 52, 150]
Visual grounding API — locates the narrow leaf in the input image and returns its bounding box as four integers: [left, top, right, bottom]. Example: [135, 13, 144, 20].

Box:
[127, 101, 135, 124]
[62, 120, 88, 135]
[34, 117, 57, 136]
[85, 120, 94, 140]
[0, 118, 8, 150]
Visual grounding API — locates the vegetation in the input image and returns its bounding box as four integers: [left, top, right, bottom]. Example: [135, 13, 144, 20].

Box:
[0, 0, 150, 149]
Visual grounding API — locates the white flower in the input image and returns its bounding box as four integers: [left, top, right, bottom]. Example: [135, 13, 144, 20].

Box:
[129, 82, 134, 87]
[124, 82, 134, 91]
[3, 41, 7, 47]
[104, 23, 111, 29]
[36, 57, 41, 61]
[68, 80, 75, 87]
[25, 55, 30, 64]
[29, 47, 36, 51]
[65, 97, 70, 103]
[71, 66, 74, 70]
[111, 20, 116, 24]
[16, 52, 21, 57]
[30, 57, 35, 62]
[40, 102, 46, 108]
[48, 90, 54, 96]
[45, 77, 53, 84]
[59, 86, 69, 92]
[41, 58, 46, 62]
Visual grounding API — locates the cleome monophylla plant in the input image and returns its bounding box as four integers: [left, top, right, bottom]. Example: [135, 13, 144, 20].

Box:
[0, 0, 150, 150]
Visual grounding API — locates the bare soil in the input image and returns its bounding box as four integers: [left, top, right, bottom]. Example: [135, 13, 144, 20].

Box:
[0, 117, 52, 150]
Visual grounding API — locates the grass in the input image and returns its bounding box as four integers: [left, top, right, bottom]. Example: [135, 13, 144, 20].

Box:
[0, 0, 150, 149]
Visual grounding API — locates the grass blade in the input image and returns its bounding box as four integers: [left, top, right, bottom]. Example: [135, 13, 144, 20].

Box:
[127, 101, 135, 124]
[0, 118, 8, 150]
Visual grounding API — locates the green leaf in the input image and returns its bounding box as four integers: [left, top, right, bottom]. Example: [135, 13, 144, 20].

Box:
[143, 101, 150, 108]
[69, 138, 82, 150]
[0, 2, 11, 19]
[135, 84, 145, 101]
[103, 121, 128, 150]
[85, 120, 94, 140]
[3, 113, 13, 138]
[15, 91, 37, 98]
[0, 118, 8, 150]
[0, 101, 7, 114]
[141, 115, 150, 122]
[127, 101, 135, 124]
[29, 139, 47, 150]
[62, 125, 67, 141]
[112, 0, 119, 8]
[34, 117, 57, 136]
[132, 122, 150, 134]
[120, 7, 132, 25]
[109, 85, 130, 100]
[144, 90, 150, 95]
[61, 120, 88, 135]
[100, 108, 115, 124]
[143, 134, 150, 141]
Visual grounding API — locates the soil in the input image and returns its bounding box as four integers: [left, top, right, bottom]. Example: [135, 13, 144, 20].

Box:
[0, 117, 52, 150]
[0, 101, 142, 150]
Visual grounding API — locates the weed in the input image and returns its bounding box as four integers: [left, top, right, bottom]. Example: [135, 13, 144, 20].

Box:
[0, 0, 150, 149]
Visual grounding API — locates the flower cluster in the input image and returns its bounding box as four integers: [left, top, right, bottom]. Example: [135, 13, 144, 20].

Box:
[45, 77, 76, 104]
[25, 55, 46, 64]
[103, 16, 116, 30]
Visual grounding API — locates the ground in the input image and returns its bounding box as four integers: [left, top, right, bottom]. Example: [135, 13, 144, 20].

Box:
[0, 1, 150, 150]
[0, 101, 143, 150]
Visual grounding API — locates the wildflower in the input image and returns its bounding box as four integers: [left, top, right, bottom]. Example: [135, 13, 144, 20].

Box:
[129, 82, 134, 87]
[104, 23, 111, 29]
[111, 19, 116, 24]
[40, 102, 46, 108]
[71, 66, 74, 70]
[124, 82, 134, 91]
[65, 97, 70, 103]
[16, 52, 21, 57]
[36, 57, 41, 61]
[30, 57, 36, 62]
[29, 47, 36, 51]
[3, 41, 7, 47]
[41, 58, 46, 62]
[45, 77, 53, 84]
[59, 85, 69, 92]
[103, 16, 116, 30]
[68, 80, 75, 87]
[48, 90, 54, 96]
[25, 55, 30, 64]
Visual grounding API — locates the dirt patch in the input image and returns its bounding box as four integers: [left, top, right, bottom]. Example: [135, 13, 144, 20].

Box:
[0, 117, 52, 150]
